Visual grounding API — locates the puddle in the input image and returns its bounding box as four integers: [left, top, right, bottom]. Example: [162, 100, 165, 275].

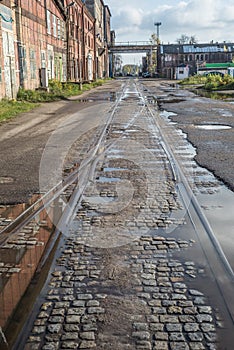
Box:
[192, 88, 234, 101]
[0, 194, 62, 333]
[83, 196, 114, 205]
[195, 124, 232, 130]
[197, 186, 234, 269]
[78, 92, 117, 103]
[161, 108, 234, 270]
[104, 167, 128, 172]
[96, 176, 121, 183]
[108, 149, 122, 153]
[160, 111, 178, 125]
[160, 110, 178, 118]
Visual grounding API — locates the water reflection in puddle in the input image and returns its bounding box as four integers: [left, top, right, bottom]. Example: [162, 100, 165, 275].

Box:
[162, 108, 234, 269]
[104, 167, 127, 172]
[195, 124, 232, 130]
[0, 195, 61, 332]
[78, 92, 117, 103]
[96, 176, 121, 183]
[197, 186, 234, 269]
[83, 196, 114, 204]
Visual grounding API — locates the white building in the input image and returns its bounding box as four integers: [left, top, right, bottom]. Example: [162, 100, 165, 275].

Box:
[175, 64, 190, 80]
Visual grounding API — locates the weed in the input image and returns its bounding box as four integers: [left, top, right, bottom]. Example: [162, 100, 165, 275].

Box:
[0, 99, 38, 123]
[180, 74, 234, 91]
[1, 78, 111, 122]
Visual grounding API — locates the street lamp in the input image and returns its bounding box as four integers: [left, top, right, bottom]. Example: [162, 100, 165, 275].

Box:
[154, 22, 162, 76]
[154, 22, 162, 43]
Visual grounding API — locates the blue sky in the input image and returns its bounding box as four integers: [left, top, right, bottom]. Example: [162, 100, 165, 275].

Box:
[107, 0, 234, 45]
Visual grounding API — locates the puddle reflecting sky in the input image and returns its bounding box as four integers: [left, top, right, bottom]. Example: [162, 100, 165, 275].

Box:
[195, 124, 232, 130]
[197, 186, 234, 269]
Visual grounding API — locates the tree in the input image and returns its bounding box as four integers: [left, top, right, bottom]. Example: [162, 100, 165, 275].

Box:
[189, 35, 197, 44]
[176, 34, 198, 44]
[149, 33, 158, 45]
[148, 34, 157, 74]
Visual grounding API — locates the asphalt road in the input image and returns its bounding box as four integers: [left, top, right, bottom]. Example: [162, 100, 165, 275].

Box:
[143, 80, 234, 192]
[1, 79, 234, 205]
[0, 81, 122, 204]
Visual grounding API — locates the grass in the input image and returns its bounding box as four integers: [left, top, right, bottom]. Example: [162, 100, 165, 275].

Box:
[17, 79, 109, 102]
[0, 99, 38, 123]
[0, 78, 111, 123]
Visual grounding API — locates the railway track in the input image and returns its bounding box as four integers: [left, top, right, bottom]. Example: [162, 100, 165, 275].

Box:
[1, 79, 234, 349]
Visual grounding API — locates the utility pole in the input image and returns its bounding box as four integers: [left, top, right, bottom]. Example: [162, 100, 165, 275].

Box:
[154, 22, 162, 76]
[154, 22, 162, 43]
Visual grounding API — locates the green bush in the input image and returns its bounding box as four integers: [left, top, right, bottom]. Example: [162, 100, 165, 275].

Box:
[222, 74, 233, 86]
[1, 78, 111, 122]
[204, 74, 234, 90]
[180, 74, 207, 85]
[16, 78, 109, 103]
[48, 79, 63, 92]
[181, 73, 234, 91]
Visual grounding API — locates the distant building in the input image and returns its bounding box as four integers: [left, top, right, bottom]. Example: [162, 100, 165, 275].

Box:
[85, 0, 111, 79]
[197, 62, 234, 77]
[175, 64, 189, 80]
[160, 42, 234, 79]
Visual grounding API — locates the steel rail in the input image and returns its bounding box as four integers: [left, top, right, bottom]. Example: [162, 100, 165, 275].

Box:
[138, 82, 234, 322]
[11, 80, 149, 350]
[7, 79, 234, 350]
[0, 81, 131, 247]
[143, 87, 234, 280]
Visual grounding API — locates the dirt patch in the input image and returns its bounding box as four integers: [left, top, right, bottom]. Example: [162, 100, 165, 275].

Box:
[97, 295, 149, 350]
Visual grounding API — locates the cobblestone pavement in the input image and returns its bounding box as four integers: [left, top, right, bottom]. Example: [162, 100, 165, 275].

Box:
[25, 236, 220, 350]
[4, 80, 234, 349]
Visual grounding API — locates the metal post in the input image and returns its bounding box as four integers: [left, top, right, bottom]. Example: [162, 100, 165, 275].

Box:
[154, 22, 162, 76]
[154, 22, 162, 43]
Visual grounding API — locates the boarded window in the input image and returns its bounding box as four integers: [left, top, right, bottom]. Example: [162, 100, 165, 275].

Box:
[53, 15, 57, 37]
[30, 49, 36, 79]
[61, 21, 65, 40]
[18, 45, 27, 83]
[57, 19, 61, 39]
[41, 51, 46, 68]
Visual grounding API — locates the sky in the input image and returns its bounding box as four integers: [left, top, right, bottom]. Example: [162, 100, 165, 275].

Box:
[106, 0, 234, 64]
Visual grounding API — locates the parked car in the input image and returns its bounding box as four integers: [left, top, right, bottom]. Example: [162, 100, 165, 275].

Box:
[142, 72, 151, 78]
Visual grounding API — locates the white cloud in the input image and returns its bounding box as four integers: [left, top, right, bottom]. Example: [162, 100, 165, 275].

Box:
[107, 0, 234, 43]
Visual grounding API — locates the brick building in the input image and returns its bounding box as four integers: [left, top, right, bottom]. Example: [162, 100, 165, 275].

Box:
[85, 0, 111, 79]
[0, 0, 111, 99]
[160, 42, 234, 79]
[0, 1, 17, 99]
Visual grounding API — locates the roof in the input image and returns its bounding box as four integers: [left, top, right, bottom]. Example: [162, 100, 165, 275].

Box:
[205, 63, 234, 68]
[161, 43, 234, 54]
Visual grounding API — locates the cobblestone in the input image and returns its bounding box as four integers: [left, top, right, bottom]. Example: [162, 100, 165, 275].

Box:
[19, 84, 223, 350]
[23, 233, 220, 349]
